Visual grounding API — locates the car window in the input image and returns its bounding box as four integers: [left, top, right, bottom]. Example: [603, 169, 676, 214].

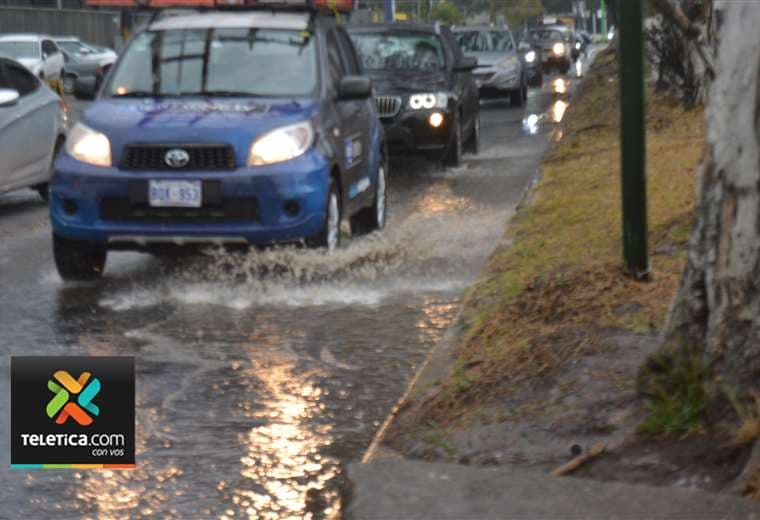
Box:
[326, 30, 346, 86]
[0, 41, 40, 60]
[349, 31, 446, 72]
[1, 62, 38, 96]
[107, 28, 317, 97]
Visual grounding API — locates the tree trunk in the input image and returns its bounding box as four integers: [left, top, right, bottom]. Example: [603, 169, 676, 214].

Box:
[653, 2, 760, 405]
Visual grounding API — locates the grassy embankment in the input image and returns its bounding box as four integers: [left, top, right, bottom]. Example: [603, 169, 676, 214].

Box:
[404, 46, 705, 429]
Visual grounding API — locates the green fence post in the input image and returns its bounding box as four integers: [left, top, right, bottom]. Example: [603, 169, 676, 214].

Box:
[618, 0, 649, 279]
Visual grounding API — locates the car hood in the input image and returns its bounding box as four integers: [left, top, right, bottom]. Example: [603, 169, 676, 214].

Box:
[82, 97, 320, 166]
[465, 51, 506, 68]
[368, 70, 450, 95]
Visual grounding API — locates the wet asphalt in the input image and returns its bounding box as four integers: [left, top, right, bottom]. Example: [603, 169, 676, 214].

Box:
[0, 70, 580, 519]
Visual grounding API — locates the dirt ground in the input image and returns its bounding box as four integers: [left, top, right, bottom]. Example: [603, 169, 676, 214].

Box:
[380, 47, 759, 500]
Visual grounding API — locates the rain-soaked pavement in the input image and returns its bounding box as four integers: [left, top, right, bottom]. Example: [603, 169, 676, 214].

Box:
[0, 71, 581, 519]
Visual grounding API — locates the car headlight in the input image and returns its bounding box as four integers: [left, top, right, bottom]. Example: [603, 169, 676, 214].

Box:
[409, 93, 447, 110]
[553, 42, 565, 56]
[65, 122, 111, 167]
[248, 121, 314, 166]
[525, 50, 536, 63]
[575, 42, 581, 50]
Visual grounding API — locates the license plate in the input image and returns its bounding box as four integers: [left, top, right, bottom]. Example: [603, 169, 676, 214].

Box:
[149, 180, 202, 208]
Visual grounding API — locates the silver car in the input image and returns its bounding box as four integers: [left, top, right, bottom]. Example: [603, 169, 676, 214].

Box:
[0, 56, 67, 200]
[455, 26, 526, 106]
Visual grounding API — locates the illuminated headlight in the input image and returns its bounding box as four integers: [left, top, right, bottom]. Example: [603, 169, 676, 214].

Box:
[525, 50, 536, 63]
[575, 42, 581, 50]
[553, 42, 565, 56]
[65, 122, 111, 167]
[409, 93, 447, 110]
[248, 121, 314, 166]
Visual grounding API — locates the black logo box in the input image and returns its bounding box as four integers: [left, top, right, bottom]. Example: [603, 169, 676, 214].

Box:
[11, 356, 135, 466]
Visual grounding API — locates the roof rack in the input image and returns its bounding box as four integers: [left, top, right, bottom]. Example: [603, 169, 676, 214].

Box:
[85, 0, 355, 13]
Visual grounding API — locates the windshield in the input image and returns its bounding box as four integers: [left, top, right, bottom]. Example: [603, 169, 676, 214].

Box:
[0, 41, 39, 60]
[529, 30, 564, 42]
[349, 31, 446, 72]
[456, 31, 514, 53]
[107, 28, 317, 98]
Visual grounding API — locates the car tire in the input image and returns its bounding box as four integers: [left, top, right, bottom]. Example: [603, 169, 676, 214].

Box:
[307, 179, 341, 252]
[351, 156, 388, 235]
[464, 107, 480, 155]
[53, 233, 107, 281]
[444, 113, 463, 167]
[510, 81, 526, 107]
[62, 74, 76, 94]
[561, 61, 571, 75]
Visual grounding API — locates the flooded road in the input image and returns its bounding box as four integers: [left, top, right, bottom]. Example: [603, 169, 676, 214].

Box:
[0, 73, 578, 519]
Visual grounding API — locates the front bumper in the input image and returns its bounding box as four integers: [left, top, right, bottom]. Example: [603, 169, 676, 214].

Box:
[381, 108, 455, 157]
[50, 149, 330, 247]
[473, 68, 521, 93]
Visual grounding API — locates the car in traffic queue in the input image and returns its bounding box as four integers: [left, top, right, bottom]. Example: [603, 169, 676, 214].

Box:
[54, 36, 118, 64]
[453, 25, 528, 105]
[0, 56, 67, 200]
[0, 34, 65, 81]
[348, 23, 479, 167]
[51, 0, 387, 281]
[517, 39, 543, 88]
[526, 27, 574, 75]
[60, 48, 113, 95]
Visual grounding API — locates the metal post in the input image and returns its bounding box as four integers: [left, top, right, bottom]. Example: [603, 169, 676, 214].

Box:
[618, 0, 648, 278]
[384, 0, 394, 21]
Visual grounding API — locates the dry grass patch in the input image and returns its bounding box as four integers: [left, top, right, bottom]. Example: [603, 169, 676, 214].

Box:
[409, 46, 705, 428]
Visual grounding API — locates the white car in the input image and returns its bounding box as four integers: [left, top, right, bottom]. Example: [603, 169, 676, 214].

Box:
[0, 56, 67, 200]
[0, 34, 65, 81]
[54, 36, 117, 64]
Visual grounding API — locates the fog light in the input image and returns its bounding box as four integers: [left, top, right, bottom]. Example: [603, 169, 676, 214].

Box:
[429, 112, 444, 128]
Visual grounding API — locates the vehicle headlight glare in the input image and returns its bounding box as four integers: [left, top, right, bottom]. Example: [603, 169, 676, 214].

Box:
[525, 50, 536, 63]
[575, 42, 581, 50]
[553, 42, 565, 56]
[409, 93, 447, 110]
[65, 122, 111, 167]
[248, 121, 314, 166]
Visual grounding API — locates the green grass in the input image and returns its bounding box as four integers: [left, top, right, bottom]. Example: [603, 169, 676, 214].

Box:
[640, 353, 706, 435]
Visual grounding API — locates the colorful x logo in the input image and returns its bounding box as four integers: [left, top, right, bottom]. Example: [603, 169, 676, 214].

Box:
[46, 370, 101, 426]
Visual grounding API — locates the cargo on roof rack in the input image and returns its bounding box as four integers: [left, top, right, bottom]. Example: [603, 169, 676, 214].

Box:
[85, 0, 355, 13]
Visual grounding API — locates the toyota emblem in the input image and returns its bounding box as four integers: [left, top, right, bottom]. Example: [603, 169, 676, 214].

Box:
[164, 148, 190, 168]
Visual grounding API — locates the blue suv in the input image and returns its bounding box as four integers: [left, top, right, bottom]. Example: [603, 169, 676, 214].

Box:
[51, 8, 387, 280]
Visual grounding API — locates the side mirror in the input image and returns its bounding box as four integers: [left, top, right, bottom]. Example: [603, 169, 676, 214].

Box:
[42, 52, 49, 61]
[338, 75, 372, 100]
[0, 88, 20, 107]
[74, 76, 97, 101]
[455, 56, 477, 71]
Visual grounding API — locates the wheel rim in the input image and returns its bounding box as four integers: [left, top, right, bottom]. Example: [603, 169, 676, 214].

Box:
[376, 164, 386, 228]
[63, 77, 74, 92]
[327, 192, 339, 251]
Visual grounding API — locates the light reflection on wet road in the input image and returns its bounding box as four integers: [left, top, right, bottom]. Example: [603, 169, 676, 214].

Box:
[0, 70, 581, 519]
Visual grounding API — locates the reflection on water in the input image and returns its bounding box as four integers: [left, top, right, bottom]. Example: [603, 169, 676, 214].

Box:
[552, 100, 568, 123]
[553, 78, 567, 94]
[238, 364, 339, 520]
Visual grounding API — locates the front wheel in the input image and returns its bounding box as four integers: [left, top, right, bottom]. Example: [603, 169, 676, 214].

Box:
[464, 108, 480, 155]
[62, 74, 76, 94]
[444, 113, 463, 167]
[307, 180, 341, 252]
[351, 158, 388, 235]
[53, 233, 107, 281]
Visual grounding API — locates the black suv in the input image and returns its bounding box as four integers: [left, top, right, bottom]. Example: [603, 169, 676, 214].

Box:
[348, 23, 479, 167]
